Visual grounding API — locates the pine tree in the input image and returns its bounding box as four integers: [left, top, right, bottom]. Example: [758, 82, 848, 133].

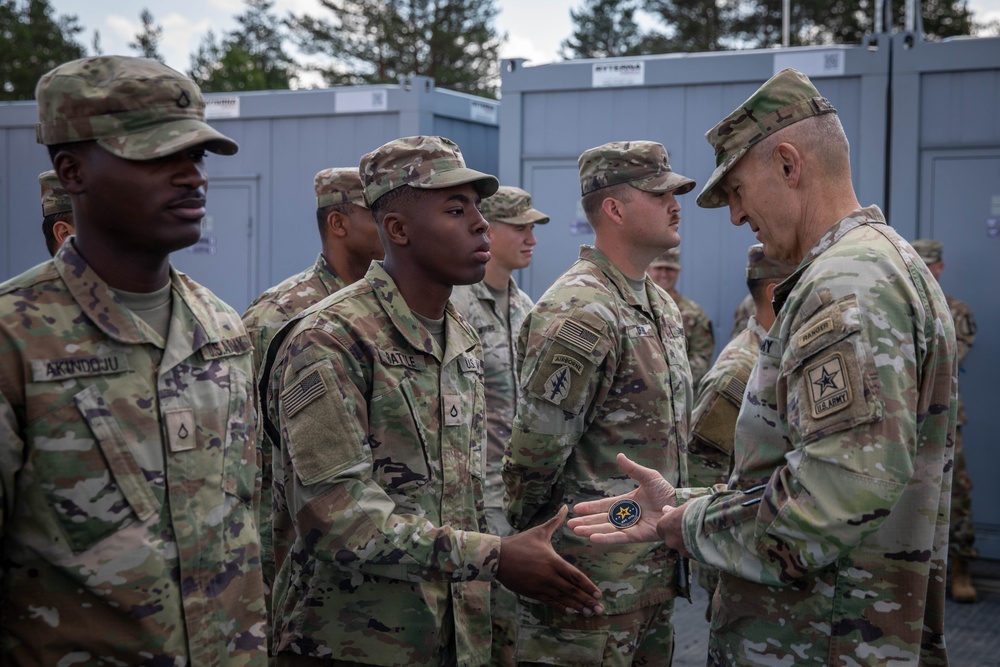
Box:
[189, 0, 295, 92]
[288, 0, 503, 98]
[129, 8, 164, 61]
[0, 0, 85, 101]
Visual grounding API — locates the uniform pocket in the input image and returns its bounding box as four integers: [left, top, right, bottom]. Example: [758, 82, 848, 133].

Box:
[223, 366, 257, 505]
[32, 385, 158, 553]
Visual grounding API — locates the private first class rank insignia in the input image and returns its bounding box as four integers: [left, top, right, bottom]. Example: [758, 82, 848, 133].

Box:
[609, 499, 642, 529]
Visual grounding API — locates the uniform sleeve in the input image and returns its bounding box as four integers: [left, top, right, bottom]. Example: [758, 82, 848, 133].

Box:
[503, 306, 613, 529]
[273, 327, 501, 584]
[683, 269, 937, 586]
[686, 308, 715, 389]
[951, 302, 975, 368]
[0, 327, 25, 544]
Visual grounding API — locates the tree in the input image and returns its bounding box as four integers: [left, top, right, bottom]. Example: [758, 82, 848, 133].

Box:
[0, 0, 85, 101]
[189, 0, 296, 92]
[129, 8, 164, 61]
[288, 0, 504, 98]
[561, 0, 649, 59]
[641, 0, 743, 52]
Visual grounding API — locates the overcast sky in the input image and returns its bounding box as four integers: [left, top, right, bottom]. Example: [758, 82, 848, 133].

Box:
[50, 0, 1000, 79]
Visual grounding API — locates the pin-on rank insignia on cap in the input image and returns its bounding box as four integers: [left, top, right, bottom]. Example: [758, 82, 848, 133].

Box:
[608, 498, 642, 529]
[649, 247, 681, 270]
[38, 170, 72, 216]
[911, 238, 943, 265]
[359, 135, 499, 207]
[697, 68, 837, 209]
[480, 186, 549, 226]
[746, 243, 798, 280]
[35, 55, 238, 160]
[578, 140, 695, 197]
[315, 167, 367, 209]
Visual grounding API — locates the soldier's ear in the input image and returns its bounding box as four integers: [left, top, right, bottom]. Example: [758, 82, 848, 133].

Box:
[600, 196, 626, 227]
[53, 148, 85, 195]
[382, 211, 409, 247]
[53, 219, 75, 246]
[327, 210, 348, 238]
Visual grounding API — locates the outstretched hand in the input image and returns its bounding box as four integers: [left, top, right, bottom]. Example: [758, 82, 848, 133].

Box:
[568, 453, 678, 545]
[498, 505, 605, 616]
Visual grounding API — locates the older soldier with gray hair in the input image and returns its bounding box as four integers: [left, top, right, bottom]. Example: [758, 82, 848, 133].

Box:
[1, 56, 266, 664]
[504, 140, 694, 666]
[571, 69, 957, 666]
[260, 136, 603, 667]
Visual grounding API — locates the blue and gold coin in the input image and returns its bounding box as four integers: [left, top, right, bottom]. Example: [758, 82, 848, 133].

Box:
[608, 499, 641, 529]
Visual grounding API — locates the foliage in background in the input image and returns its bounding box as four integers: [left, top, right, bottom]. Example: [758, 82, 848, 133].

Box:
[0, 0, 85, 101]
[129, 8, 164, 61]
[288, 0, 504, 98]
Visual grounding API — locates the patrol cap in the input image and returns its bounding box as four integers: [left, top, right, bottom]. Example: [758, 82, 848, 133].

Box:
[315, 167, 367, 209]
[697, 68, 837, 209]
[360, 135, 499, 207]
[480, 186, 549, 226]
[38, 170, 72, 216]
[746, 243, 797, 280]
[578, 140, 695, 196]
[649, 247, 681, 270]
[35, 55, 238, 160]
[911, 238, 943, 264]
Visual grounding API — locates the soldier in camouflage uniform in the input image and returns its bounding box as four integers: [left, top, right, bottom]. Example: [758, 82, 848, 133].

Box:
[646, 247, 715, 388]
[913, 238, 979, 603]
[571, 69, 958, 666]
[686, 244, 796, 621]
[38, 169, 75, 256]
[1, 56, 267, 665]
[503, 141, 694, 666]
[728, 293, 753, 340]
[242, 168, 382, 632]
[260, 136, 604, 667]
[450, 185, 550, 665]
[243, 167, 382, 374]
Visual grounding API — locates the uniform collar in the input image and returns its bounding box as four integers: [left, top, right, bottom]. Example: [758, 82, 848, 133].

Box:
[579, 245, 662, 320]
[315, 253, 348, 293]
[772, 206, 885, 314]
[365, 261, 478, 364]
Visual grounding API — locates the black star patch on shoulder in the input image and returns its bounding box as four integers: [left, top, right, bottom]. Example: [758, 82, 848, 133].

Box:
[805, 351, 853, 419]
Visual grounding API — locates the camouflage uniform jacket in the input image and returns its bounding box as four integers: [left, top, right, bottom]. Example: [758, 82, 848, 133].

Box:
[729, 293, 754, 340]
[262, 261, 499, 666]
[674, 292, 715, 389]
[451, 277, 533, 537]
[687, 316, 767, 488]
[947, 294, 975, 425]
[242, 253, 347, 618]
[0, 241, 266, 665]
[504, 245, 692, 615]
[678, 207, 957, 666]
[242, 253, 347, 374]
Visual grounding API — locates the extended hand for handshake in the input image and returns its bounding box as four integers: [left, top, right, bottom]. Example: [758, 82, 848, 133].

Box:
[567, 453, 692, 558]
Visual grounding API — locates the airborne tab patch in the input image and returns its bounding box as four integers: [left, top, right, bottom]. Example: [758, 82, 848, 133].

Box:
[552, 354, 584, 375]
[282, 369, 327, 418]
[805, 351, 852, 419]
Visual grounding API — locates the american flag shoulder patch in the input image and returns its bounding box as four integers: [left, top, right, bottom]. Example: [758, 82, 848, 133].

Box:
[282, 369, 328, 418]
[555, 318, 602, 354]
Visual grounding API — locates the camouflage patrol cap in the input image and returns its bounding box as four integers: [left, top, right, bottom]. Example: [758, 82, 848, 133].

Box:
[38, 170, 72, 216]
[746, 243, 797, 280]
[315, 168, 367, 209]
[480, 186, 549, 226]
[578, 141, 695, 196]
[35, 55, 238, 160]
[911, 238, 943, 264]
[360, 135, 499, 207]
[649, 247, 681, 269]
[697, 68, 837, 209]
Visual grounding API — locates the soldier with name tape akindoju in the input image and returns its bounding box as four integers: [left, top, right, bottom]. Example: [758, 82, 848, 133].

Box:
[504, 140, 694, 666]
[1, 56, 266, 665]
[260, 135, 604, 667]
[571, 69, 957, 666]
